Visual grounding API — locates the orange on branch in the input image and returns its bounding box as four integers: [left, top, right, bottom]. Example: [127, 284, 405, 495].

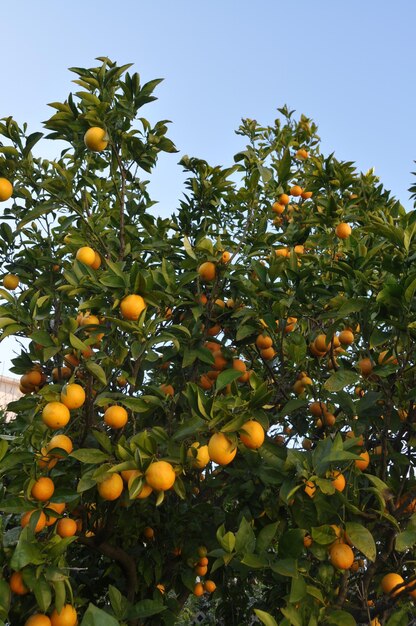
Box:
[42, 402, 70, 430]
[198, 261, 216, 281]
[31, 477, 55, 502]
[208, 432, 237, 465]
[104, 405, 128, 429]
[50, 604, 78, 626]
[239, 420, 265, 449]
[145, 460, 176, 491]
[60, 383, 85, 409]
[120, 294, 146, 320]
[0, 177, 13, 201]
[84, 126, 108, 151]
[75, 246, 95, 266]
[56, 518, 78, 538]
[97, 473, 124, 501]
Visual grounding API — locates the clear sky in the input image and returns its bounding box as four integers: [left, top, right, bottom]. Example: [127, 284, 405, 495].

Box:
[1, 0, 415, 373]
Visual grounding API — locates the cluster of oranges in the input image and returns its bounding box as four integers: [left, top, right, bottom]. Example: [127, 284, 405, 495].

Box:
[19, 366, 47, 395]
[191, 546, 216, 597]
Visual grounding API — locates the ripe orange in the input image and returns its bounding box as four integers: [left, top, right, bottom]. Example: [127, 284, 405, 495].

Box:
[330, 471, 346, 492]
[309, 401, 326, 417]
[198, 261, 216, 281]
[50, 604, 78, 626]
[303, 535, 313, 548]
[204, 580, 216, 593]
[97, 473, 124, 501]
[304, 481, 316, 498]
[279, 193, 290, 205]
[314, 334, 330, 353]
[84, 126, 108, 151]
[25, 615, 52, 626]
[91, 251, 101, 270]
[301, 191, 313, 199]
[75, 246, 96, 266]
[143, 526, 154, 539]
[60, 383, 86, 409]
[339, 329, 354, 345]
[275, 247, 290, 258]
[335, 222, 352, 239]
[45, 502, 66, 526]
[21, 509, 46, 533]
[46, 434, 73, 458]
[145, 461, 176, 491]
[160, 383, 175, 397]
[195, 564, 208, 576]
[329, 543, 354, 570]
[323, 412, 336, 427]
[355, 450, 370, 471]
[221, 251, 231, 263]
[104, 405, 128, 429]
[31, 477, 55, 502]
[208, 432, 237, 465]
[381, 572, 405, 597]
[193, 582, 204, 597]
[52, 366, 72, 382]
[0, 177, 13, 201]
[56, 518, 77, 538]
[358, 358, 373, 376]
[188, 442, 210, 469]
[24, 369, 43, 387]
[42, 402, 70, 430]
[135, 483, 153, 499]
[3, 274, 19, 290]
[290, 185, 303, 197]
[239, 420, 265, 449]
[296, 148, 309, 159]
[378, 350, 398, 365]
[120, 294, 147, 320]
[256, 334, 273, 349]
[10, 570, 29, 595]
[271, 202, 285, 214]
[260, 347, 276, 361]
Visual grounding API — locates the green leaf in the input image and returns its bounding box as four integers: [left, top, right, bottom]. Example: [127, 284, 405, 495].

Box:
[395, 529, 416, 552]
[183, 235, 197, 259]
[323, 369, 358, 392]
[254, 609, 278, 626]
[240, 553, 268, 568]
[256, 522, 279, 553]
[290, 575, 306, 603]
[281, 604, 302, 626]
[235, 517, 256, 554]
[128, 599, 166, 619]
[70, 449, 109, 464]
[80, 603, 120, 626]
[11, 539, 44, 570]
[345, 522, 376, 561]
[278, 148, 292, 181]
[85, 361, 107, 385]
[385, 608, 409, 626]
[69, 332, 89, 351]
[215, 369, 241, 391]
[325, 609, 356, 626]
[33, 577, 52, 612]
[270, 558, 298, 578]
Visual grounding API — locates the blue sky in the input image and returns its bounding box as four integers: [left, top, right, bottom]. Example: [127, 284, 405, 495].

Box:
[1, 0, 416, 373]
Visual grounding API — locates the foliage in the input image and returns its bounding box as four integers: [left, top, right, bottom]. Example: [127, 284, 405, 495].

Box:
[0, 57, 416, 625]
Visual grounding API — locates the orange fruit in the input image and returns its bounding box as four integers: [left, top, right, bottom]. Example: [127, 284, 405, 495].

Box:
[31, 477, 55, 502]
[21, 510, 46, 533]
[198, 261, 216, 281]
[91, 251, 101, 270]
[323, 412, 336, 427]
[143, 526, 154, 539]
[121, 469, 139, 483]
[204, 580, 216, 593]
[135, 483, 153, 499]
[50, 604, 78, 626]
[355, 450, 370, 471]
[271, 202, 285, 214]
[199, 374, 214, 390]
[76, 246, 96, 266]
[330, 471, 346, 492]
[301, 191, 312, 199]
[339, 329, 354, 345]
[145, 460, 176, 491]
[296, 148, 309, 159]
[275, 247, 290, 258]
[381, 573, 405, 597]
[335, 222, 352, 239]
[52, 366, 72, 382]
[60, 383, 85, 410]
[239, 420, 265, 449]
[304, 481, 316, 498]
[256, 334, 273, 349]
[84, 126, 108, 151]
[207, 323, 221, 336]
[120, 294, 146, 321]
[10, 570, 29, 595]
[23, 369, 43, 387]
[290, 185, 303, 197]
[260, 347, 276, 361]
[221, 251, 231, 263]
[45, 502, 66, 526]
[3, 274, 19, 290]
[104, 405, 128, 429]
[78, 315, 99, 329]
[195, 565, 208, 576]
[25, 615, 52, 626]
[38, 448, 58, 470]
[208, 432, 237, 465]
[309, 401, 326, 417]
[358, 358, 373, 376]
[198, 556, 209, 566]
[56, 518, 78, 538]
[42, 402, 70, 430]
[314, 334, 330, 353]
[187, 442, 210, 469]
[193, 582, 204, 597]
[160, 383, 174, 397]
[156, 583, 165, 593]
[213, 353, 227, 371]
[0, 177, 13, 201]
[46, 434, 73, 458]
[97, 473, 124, 501]
[279, 193, 290, 205]
[329, 543, 354, 570]
[303, 535, 313, 548]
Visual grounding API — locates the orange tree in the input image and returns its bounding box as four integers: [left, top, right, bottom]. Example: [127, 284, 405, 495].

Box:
[0, 58, 416, 626]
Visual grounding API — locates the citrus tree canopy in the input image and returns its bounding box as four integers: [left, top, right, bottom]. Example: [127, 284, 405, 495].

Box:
[0, 58, 416, 626]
